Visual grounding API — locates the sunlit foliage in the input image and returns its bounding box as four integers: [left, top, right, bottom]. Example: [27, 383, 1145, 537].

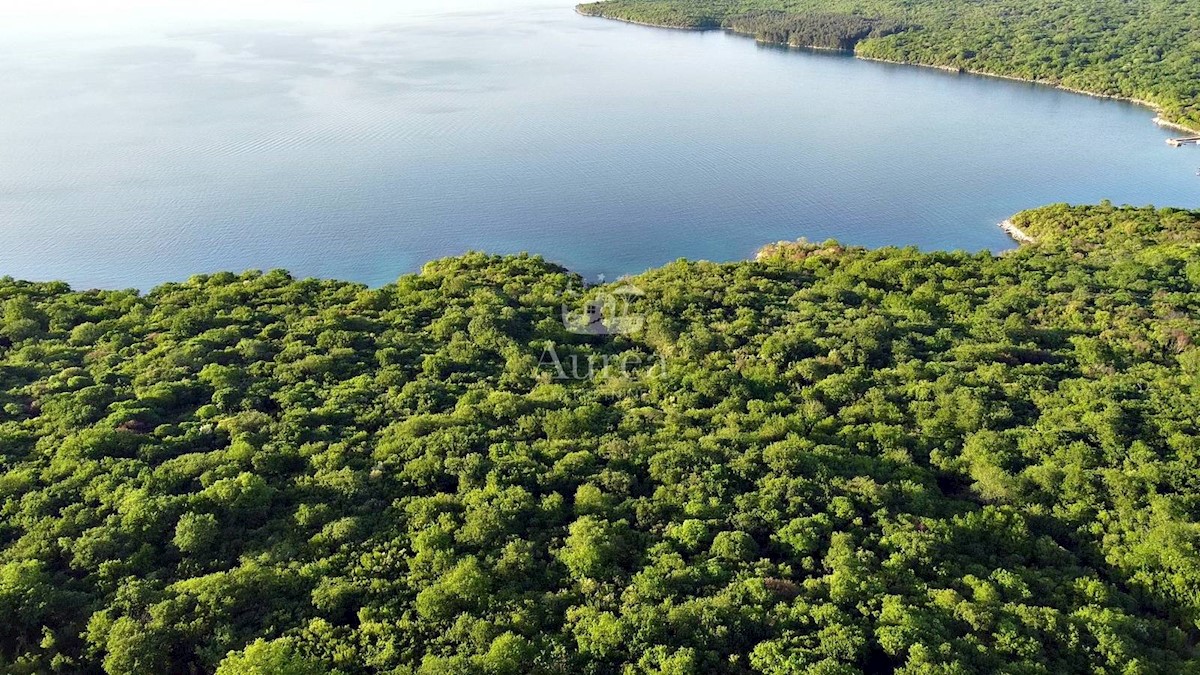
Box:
[2, 204, 1200, 672]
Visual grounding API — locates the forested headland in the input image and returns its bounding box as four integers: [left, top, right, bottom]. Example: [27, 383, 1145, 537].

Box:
[2, 203, 1200, 672]
[576, 0, 1200, 132]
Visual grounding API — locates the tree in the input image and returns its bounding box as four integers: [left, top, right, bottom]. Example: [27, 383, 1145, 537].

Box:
[215, 638, 330, 675]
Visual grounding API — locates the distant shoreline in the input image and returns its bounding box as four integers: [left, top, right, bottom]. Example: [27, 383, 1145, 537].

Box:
[574, 7, 709, 31]
[856, 57, 1200, 135]
[576, 7, 1200, 135]
[576, 7, 855, 52]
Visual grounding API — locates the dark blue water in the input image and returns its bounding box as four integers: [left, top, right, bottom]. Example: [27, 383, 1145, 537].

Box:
[0, 1, 1197, 289]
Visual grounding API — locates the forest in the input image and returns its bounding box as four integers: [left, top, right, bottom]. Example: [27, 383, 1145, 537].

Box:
[576, 0, 1200, 131]
[2, 203, 1200, 672]
[722, 12, 904, 51]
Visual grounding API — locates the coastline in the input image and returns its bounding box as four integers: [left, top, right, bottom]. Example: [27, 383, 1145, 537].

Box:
[576, 8, 1200, 135]
[576, 8, 861, 53]
[1153, 116, 1199, 135]
[856, 57, 1200, 135]
[754, 219, 1037, 263]
[574, 7, 710, 31]
[999, 219, 1037, 245]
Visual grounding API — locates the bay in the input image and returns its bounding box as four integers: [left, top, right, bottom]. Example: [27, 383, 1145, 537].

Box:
[0, 0, 1197, 289]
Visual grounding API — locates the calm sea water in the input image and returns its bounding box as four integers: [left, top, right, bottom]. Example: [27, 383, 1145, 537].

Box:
[1, 0, 1197, 289]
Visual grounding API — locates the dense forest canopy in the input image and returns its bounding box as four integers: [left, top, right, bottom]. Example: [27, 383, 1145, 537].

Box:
[577, 0, 1200, 131]
[3, 203, 1200, 672]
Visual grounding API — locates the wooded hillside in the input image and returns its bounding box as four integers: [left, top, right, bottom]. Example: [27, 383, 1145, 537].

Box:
[3, 203, 1200, 672]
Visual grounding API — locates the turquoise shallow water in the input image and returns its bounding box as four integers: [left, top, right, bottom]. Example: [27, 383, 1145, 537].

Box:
[0, 1, 1197, 289]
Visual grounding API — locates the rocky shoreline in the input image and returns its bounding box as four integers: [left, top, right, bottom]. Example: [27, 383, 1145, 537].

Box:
[1000, 219, 1037, 245]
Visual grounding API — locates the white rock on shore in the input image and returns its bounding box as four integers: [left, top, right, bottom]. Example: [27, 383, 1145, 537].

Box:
[1000, 219, 1036, 245]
